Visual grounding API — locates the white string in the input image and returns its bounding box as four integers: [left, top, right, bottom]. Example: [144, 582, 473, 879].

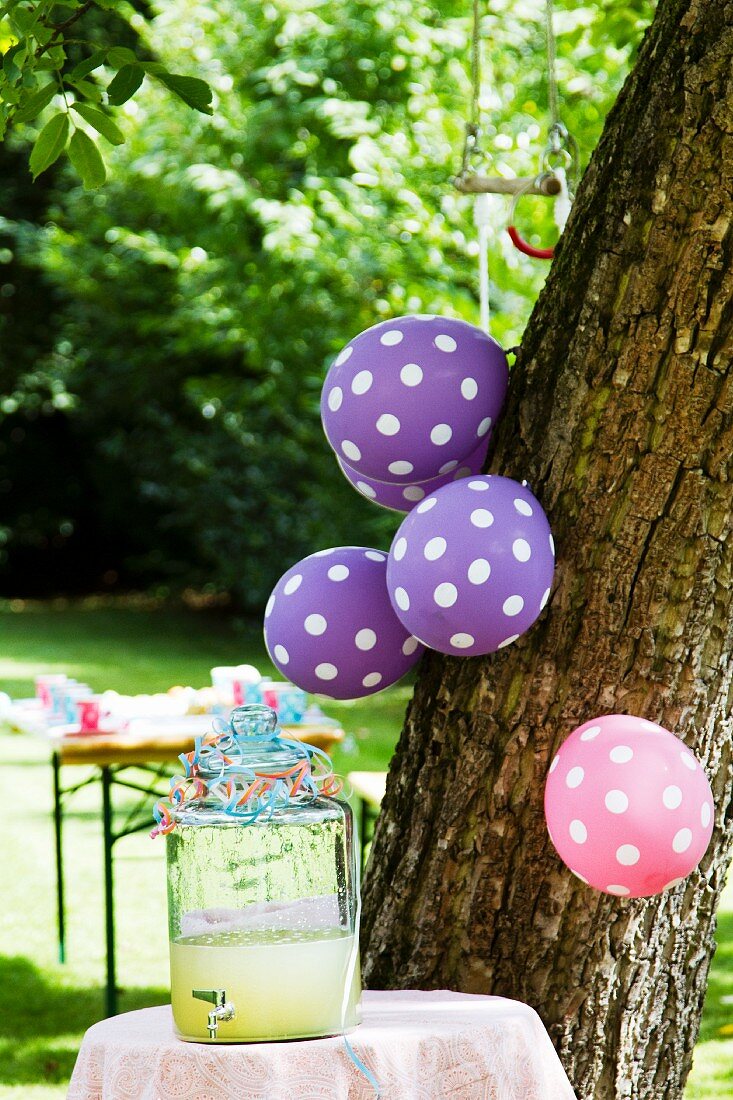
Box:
[473, 193, 496, 334]
[553, 166, 572, 233]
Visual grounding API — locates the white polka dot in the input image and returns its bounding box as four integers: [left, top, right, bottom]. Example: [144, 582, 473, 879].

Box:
[315, 663, 338, 681]
[424, 537, 447, 561]
[468, 480, 489, 491]
[377, 413, 400, 436]
[394, 587, 410, 611]
[616, 844, 640, 866]
[549, 534, 556, 556]
[514, 498, 533, 516]
[580, 725, 601, 741]
[470, 508, 494, 528]
[362, 672, 382, 688]
[512, 539, 532, 562]
[663, 785, 683, 810]
[365, 550, 386, 561]
[453, 466, 472, 479]
[450, 632, 474, 649]
[351, 370, 373, 395]
[342, 440, 361, 462]
[549, 755, 559, 772]
[606, 884, 630, 896]
[356, 481, 377, 498]
[503, 595, 524, 617]
[403, 485, 425, 501]
[273, 644, 289, 665]
[662, 877, 684, 891]
[388, 460, 413, 476]
[305, 614, 327, 636]
[435, 334, 457, 352]
[416, 497, 437, 513]
[430, 423, 452, 446]
[468, 558, 491, 584]
[328, 564, 349, 581]
[701, 802, 712, 828]
[265, 594, 275, 617]
[434, 582, 458, 608]
[402, 636, 419, 656]
[498, 634, 520, 649]
[571, 869, 589, 884]
[355, 628, 377, 651]
[313, 548, 336, 557]
[539, 587, 551, 610]
[566, 766, 584, 789]
[328, 387, 343, 411]
[610, 745, 634, 764]
[461, 377, 478, 400]
[569, 819, 587, 844]
[680, 751, 697, 771]
[605, 790, 629, 814]
[380, 329, 403, 346]
[400, 362, 423, 386]
[672, 828, 692, 854]
[477, 417, 492, 436]
[335, 346, 353, 366]
[439, 460, 458, 474]
[393, 537, 407, 562]
[283, 574, 303, 595]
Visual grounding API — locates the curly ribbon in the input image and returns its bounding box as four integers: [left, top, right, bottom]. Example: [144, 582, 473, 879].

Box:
[150, 713, 343, 838]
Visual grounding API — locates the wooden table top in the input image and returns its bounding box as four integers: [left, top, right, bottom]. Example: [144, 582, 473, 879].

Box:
[50, 723, 344, 767]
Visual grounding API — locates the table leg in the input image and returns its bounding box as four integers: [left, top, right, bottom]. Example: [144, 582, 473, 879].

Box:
[101, 766, 117, 1018]
[52, 751, 66, 964]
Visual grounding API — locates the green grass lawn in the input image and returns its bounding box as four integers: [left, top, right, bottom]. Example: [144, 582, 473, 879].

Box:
[0, 603, 729, 1097]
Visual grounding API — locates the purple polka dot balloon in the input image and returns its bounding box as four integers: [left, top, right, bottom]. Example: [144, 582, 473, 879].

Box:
[264, 547, 424, 699]
[386, 475, 555, 657]
[338, 436, 490, 513]
[321, 315, 508, 484]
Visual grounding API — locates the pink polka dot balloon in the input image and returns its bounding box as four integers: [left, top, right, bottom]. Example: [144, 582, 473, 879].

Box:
[386, 475, 555, 656]
[263, 547, 423, 700]
[338, 436, 490, 513]
[321, 315, 508, 484]
[545, 714, 715, 898]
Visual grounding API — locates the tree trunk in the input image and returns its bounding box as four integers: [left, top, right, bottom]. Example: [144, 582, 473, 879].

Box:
[361, 1, 733, 1097]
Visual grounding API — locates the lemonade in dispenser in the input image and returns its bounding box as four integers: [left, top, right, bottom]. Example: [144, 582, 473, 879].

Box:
[154, 704, 361, 1042]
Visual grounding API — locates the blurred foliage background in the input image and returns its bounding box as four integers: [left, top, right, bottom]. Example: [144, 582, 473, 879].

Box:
[0, 0, 653, 610]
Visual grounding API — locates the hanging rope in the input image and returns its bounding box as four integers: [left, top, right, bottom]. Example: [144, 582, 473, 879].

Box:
[545, 0, 559, 131]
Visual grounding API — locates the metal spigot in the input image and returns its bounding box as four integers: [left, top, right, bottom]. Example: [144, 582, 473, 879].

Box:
[192, 988, 236, 1039]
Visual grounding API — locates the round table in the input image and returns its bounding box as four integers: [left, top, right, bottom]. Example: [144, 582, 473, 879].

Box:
[68, 989, 576, 1100]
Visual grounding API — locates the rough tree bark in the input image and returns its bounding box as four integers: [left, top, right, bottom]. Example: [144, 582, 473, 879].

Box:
[362, 1, 733, 1097]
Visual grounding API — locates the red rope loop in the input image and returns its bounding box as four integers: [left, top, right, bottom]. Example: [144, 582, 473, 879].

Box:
[507, 225, 554, 260]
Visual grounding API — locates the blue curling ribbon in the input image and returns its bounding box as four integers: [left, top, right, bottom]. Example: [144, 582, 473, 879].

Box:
[344, 1037, 380, 1097]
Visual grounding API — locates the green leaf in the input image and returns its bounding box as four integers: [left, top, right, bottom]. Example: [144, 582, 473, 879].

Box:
[68, 77, 103, 103]
[29, 110, 68, 178]
[155, 72, 213, 115]
[106, 46, 138, 69]
[69, 48, 108, 83]
[106, 64, 143, 107]
[71, 101, 123, 145]
[68, 127, 106, 189]
[13, 80, 57, 124]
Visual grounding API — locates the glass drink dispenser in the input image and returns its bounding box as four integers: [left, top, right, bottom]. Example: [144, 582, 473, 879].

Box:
[158, 704, 361, 1042]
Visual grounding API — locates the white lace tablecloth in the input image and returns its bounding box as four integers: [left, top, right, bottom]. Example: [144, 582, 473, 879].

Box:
[67, 989, 576, 1100]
